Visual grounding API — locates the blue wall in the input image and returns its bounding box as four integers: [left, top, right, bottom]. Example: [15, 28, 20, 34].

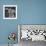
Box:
[0, 0, 46, 44]
[0, 0, 21, 44]
[20, 0, 46, 24]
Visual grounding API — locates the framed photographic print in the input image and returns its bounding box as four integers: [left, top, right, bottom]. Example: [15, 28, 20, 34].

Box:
[18, 24, 46, 42]
[3, 5, 17, 19]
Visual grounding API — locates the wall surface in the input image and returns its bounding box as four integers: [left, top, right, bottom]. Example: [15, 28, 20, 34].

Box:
[0, 0, 21, 44]
[20, 0, 46, 24]
[0, 0, 46, 45]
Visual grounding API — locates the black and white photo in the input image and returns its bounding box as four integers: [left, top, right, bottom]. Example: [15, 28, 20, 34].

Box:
[3, 5, 17, 19]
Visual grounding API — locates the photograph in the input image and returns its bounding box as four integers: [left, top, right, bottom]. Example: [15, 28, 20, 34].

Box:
[18, 25, 46, 46]
[3, 5, 17, 19]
